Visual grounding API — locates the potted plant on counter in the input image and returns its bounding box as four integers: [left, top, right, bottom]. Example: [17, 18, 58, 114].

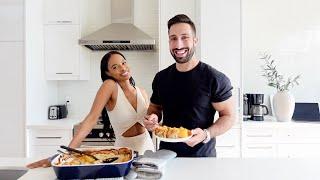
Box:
[259, 53, 301, 122]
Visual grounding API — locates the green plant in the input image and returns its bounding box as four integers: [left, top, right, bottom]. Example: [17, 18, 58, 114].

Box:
[259, 53, 301, 91]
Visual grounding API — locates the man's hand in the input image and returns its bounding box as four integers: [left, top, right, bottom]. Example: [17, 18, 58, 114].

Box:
[26, 158, 51, 169]
[144, 114, 159, 131]
[185, 128, 207, 147]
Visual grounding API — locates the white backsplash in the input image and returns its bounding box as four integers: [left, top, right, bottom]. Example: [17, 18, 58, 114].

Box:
[57, 51, 159, 119]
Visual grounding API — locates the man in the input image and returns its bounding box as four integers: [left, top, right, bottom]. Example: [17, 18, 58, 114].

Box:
[144, 14, 235, 157]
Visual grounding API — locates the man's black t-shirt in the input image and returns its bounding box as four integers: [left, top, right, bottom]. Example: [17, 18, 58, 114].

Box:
[150, 61, 233, 157]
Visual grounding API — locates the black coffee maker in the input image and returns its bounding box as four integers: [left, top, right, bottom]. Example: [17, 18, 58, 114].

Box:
[243, 94, 269, 121]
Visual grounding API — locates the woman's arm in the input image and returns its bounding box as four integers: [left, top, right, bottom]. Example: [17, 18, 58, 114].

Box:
[68, 80, 116, 148]
[27, 80, 116, 169]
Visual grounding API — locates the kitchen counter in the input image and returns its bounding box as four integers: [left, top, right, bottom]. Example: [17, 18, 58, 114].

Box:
[26, 118, 81, 130]
[242, 115, 320, 128]
[2, 157, 320, 180]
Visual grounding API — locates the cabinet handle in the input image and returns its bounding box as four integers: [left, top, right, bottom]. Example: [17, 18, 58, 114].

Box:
[247, 146, 273, 149]
[246, 134, 272, 137]
[56, 21, 72, 24]
[216, 145, 235, 148]
[56, 73, 73, 75]
[36, 137, 62, 139]
[237, 87, 241, 110]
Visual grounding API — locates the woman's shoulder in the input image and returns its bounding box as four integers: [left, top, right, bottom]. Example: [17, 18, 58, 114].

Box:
[101, 79, 117, 90]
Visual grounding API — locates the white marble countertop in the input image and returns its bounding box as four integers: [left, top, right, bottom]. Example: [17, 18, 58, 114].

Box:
[2, 157, 320, 180]
[26, 118, 81, 130]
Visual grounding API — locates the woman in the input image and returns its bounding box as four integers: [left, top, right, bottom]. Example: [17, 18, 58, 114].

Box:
[27, 51, 154, 168]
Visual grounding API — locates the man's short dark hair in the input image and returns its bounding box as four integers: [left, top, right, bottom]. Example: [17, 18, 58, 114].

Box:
[167, 14, 196, 35]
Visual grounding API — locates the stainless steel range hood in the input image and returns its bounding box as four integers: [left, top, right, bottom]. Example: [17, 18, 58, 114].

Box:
[79, 0, 155, 51]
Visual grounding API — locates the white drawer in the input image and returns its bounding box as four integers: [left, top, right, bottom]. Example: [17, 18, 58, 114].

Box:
[216, 128, 240, 146]
[29, 129, 72, 146]
[242, 144, 277, 158]
[216, 146, 240, 158]
[278, 127, 320, 138]
[28, 145, 60, 158]
[242, 128, 276, 144]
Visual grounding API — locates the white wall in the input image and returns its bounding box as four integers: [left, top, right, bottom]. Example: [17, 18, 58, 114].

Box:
[242, 0, 320, 106]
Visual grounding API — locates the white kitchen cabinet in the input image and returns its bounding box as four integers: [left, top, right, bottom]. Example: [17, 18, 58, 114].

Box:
[0, 0, 24, 41]
[0, 42, 25, 157]
[44, 25, 81, 80]
[277, 126, 320, 158]
[242, 127, 277, 157]
[216, 127, 241, 158]
[242, 122, 320, 158]
[43, 0, 109, 80]
[242, 144, 277, 157]
[43, 0, 80, 25]
[27, 129, 73, 158]
[278, 144, 320, 158]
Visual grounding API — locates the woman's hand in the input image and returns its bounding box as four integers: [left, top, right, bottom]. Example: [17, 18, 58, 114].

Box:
[26, 158, 51, 169]
[185, 128, 207, 147]
[143, 114, 159, 131]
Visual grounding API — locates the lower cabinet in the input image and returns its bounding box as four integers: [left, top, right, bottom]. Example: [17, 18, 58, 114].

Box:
[242, 123, 320, 158]
[27, 129, 73, 158]
[278, 144, 320, 158]
[242, 144, 277, 157]
[216, 127, 241, 158]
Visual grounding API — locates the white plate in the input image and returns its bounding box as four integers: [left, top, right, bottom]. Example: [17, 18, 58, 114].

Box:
[155, 134, 192, 142]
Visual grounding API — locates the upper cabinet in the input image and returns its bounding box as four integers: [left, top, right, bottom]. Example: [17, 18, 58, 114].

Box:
[44, 25, 80, 79]
[43, 0, 80, 25]
[199, 0, 241, 88]
[0, 0, 24, 41]
[43, 0, 91, 80]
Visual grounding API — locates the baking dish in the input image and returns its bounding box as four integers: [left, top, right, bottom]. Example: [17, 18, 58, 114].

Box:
[51, 146, 135, 179]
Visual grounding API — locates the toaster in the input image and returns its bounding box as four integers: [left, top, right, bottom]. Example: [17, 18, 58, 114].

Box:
[48, 105, 68, 120]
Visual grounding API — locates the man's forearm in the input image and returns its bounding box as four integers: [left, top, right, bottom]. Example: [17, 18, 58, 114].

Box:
[207, 115, 235, 138]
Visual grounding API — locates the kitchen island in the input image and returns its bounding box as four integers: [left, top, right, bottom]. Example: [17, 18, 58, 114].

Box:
[1, 157, 320, 180]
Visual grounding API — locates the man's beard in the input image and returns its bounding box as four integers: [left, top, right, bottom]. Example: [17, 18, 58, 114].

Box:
[170, 46, 195, 64]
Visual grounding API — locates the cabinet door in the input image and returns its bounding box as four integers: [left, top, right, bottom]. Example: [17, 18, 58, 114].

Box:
[29, 145, 60, 159]
[0, 42, 25, 157]
[0, 0, 24, 41]
[216, 128, 241, 158]
[43, 0, 79, 24]
[27, 129, 73, 158]
[44, 25, 80, 80]
[278, 144, 320, 158]
[242, 144, 277, 157]
[200, 0, 241, 88]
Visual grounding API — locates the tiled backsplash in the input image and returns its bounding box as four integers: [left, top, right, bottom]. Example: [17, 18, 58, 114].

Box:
[58, 51, 159, 119]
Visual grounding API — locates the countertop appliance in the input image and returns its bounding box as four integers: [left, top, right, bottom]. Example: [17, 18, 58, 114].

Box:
[244, 94, 269, 121]
[73, 118, 115, 146]
[48, 105, 68, 120]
